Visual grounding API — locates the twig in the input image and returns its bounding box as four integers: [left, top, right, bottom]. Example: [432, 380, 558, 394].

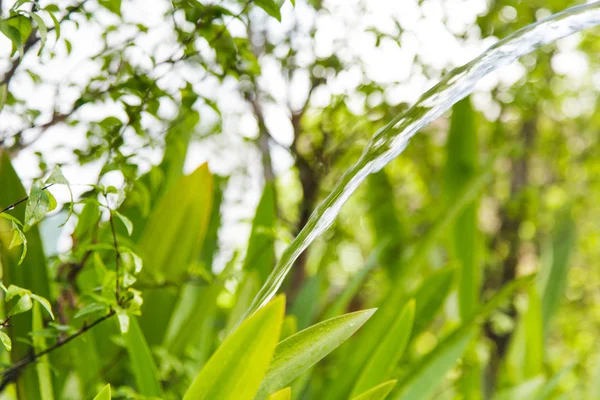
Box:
[0, 310, 115, 390]
[0, 183, 54, 215]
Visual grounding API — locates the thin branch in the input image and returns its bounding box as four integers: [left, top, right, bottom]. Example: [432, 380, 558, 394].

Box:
[0, 183, 53, 215]
[0, 310, 115, 390]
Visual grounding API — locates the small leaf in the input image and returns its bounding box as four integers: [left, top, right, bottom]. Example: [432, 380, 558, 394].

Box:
[114, 210, 133, 236]
[45, 165, 74, 225]
[74, 303, 109, 319]
[28, 13, 47, 54]
[9, 294, 33, 316]
[93, 384, 111, 400]
[253, 0, 284, 21]
[45, 10, 60, 40]
[184, 296, 285, 400]
[117, 311, 130, 333]
[256, 309, 376, 398]
[98, 0, 122, 16]
[267, 387, 291, 400]
[24, 181, 56, 231]
[31, 294, 54, 320]
[5, 284, 28, 301]
[0, 21, 22, 56]
[0, 331, 12, 351]
[352, 380, 397, 400]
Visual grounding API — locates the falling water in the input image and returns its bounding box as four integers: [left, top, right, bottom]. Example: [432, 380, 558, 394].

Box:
[244, 2, 600, 318]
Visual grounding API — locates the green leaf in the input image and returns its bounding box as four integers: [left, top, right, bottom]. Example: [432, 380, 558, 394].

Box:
[393, 277, 531, 400]
[444, 97, 480, 320]
[137, 164, 213, 346]
[45, 10, 60, 40]
[31, 294, 54, 320]
[74, 303, 108, 319]
[93, 384, 111, 400]
[28, 12, 47, 54]
[123, 317, 162, 397]
[98, 0, 122, 16]
[256, 308, 376, 398]
[114, 210, 133, 236]
[351, 300, 414, 397]
[9, 293, 33, 316]
[138, 164, 213, 281]
[0, 150, 52, 400]
[243, 182, 276, 284]
[24, 181, 56, 231]
[352, 380, 397, 400]
[254, 0, 284, 21]
[267, 387, 291, 400]
[45, 165, 74, 224]
[394, 326, 476, 400]
[184, 295, 286, 400]
[0, 21, 22, 56]
[538, 208, 576, 333]
[0, 331, 12, 351]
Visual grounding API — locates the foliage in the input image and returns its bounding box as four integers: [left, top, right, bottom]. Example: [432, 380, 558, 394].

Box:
[0, 0, 598, 399]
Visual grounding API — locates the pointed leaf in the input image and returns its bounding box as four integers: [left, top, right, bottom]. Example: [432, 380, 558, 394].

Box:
[352, 380, 397, 400]
[184, 296, 285, 400]
[256, 308, 376, 398]
[93, 384, 111, 400]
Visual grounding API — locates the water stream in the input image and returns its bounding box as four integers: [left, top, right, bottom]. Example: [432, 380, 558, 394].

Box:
[244, 1, 600, 318]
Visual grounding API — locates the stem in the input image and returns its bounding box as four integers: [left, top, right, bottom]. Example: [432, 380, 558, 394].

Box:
[108, 210, 121, 304]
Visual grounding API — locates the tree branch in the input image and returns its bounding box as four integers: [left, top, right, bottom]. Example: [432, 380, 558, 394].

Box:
[0, 310, 116, 391]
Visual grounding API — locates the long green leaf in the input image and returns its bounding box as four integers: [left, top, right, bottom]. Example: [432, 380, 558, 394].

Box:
[444, 97, 480, 320]
[352, 380, 397, 400]
[184, 295, 285, 400]
[243, 182, 276, 285]
[538, 208, 576, 333]
[137, 164, 213, 346]
[123, 317, 162, 397]
[256, 308, 376, 398]
[0, 150, 51, 400]
[351, 301, 414, 397]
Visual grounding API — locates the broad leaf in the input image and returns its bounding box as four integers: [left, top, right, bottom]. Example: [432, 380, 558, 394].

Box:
[184, 295, 285, 400]
[267, 387, 291, 400]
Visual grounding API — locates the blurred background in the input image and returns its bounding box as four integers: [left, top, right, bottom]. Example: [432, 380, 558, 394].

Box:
[2, 0, 600, 398]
